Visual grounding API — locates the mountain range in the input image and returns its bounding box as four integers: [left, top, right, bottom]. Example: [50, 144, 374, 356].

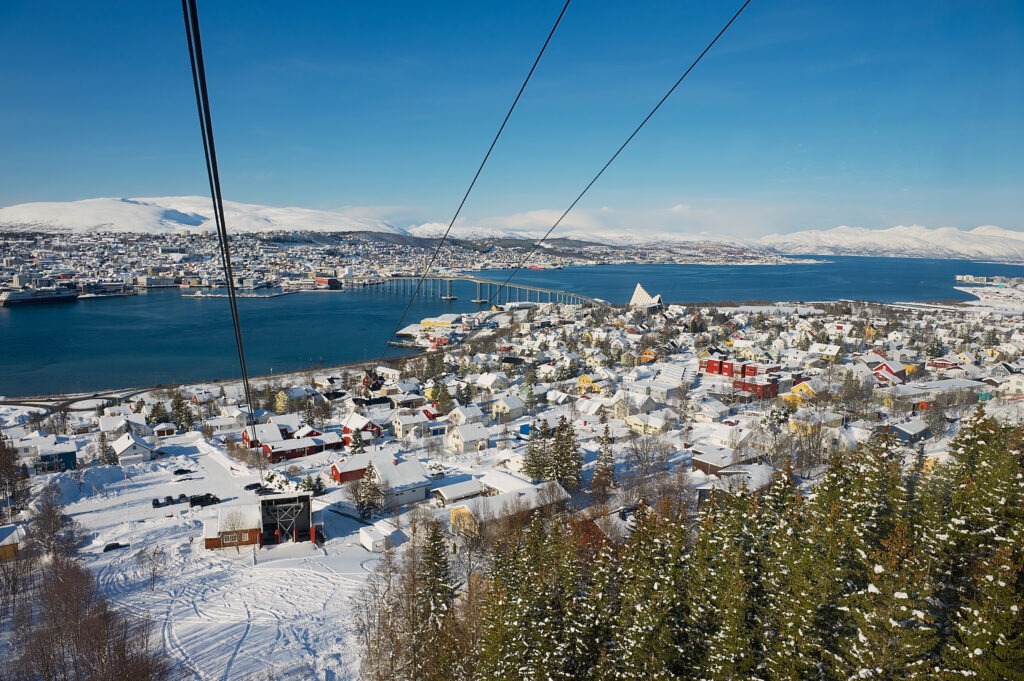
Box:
[1, 196, 1021, 262]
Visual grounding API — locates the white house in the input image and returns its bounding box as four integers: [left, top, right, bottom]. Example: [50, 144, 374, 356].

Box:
[112, 433, 155, 465]
[447, 423, 490, 454]
[490, 395, 526, 422]
[448, 405, 485, 427]
[391, 412, 431, 439]
[372, 456, 432, 508]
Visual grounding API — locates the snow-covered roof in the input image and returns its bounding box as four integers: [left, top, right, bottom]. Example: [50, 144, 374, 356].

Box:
[111, 432, 153, 456]
[374, 456, 430, 492]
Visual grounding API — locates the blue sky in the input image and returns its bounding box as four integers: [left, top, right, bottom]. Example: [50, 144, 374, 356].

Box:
[0, 1, 1021, 237]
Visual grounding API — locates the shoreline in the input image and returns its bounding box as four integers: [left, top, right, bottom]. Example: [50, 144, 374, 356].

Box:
[1, 292, 981, 404]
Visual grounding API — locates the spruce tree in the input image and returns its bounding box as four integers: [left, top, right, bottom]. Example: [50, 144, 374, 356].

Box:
[356, 463, 384, 518]
[592, 424, 616, 501]
[696, 492, 761, 680]
[941, 544, 1024, 679]
[552, 416, 582, 491]
[171, 392, 193, 430]
[523, 418, 551, 482]
[350, 427, 366, 455]
[97, 431, 117, 465]
[597, 504, 687, 681]
[148, 400, 170, 426]
[435, 381, 455, 414]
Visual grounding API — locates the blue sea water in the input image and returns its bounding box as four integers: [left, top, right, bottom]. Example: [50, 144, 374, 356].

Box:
[2, 256, 1024, 398]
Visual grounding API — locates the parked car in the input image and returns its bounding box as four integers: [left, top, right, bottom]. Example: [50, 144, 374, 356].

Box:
[164, 495, 174, 506]
[243, 482, 263, 491]
[103, 542, 128, 552]
[152, 498, 161, 508]
[173, 469, 193, 476]
[189, 493, 220, 508]
[177, 493, 188, 503]
[255, 486, 277, 496]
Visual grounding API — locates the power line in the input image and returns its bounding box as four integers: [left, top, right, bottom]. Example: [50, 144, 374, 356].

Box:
[491, 0, 752, 305]
[373, 0, 572, 369]
[181, 0, 259, 471]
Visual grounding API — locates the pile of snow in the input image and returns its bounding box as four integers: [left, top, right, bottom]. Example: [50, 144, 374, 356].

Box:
[42, 465, 131, 504]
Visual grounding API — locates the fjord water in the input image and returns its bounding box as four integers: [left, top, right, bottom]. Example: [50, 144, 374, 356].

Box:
[3, 256, 1024, 398]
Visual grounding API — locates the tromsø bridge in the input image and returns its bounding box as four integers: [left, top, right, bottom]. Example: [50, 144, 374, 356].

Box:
[374, 274, 608, 307]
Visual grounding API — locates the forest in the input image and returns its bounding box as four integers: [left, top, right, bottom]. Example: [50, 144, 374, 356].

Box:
[355, 406, 1024, 680]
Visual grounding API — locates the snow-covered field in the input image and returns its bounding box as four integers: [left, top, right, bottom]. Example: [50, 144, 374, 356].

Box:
[62, 434, 373, 680]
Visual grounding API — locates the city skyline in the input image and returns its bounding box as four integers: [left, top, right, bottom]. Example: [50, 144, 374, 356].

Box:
[1, 0, 1021, 238]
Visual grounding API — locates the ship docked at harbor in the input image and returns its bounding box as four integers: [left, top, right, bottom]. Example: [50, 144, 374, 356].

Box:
[0, 286, 80, 307]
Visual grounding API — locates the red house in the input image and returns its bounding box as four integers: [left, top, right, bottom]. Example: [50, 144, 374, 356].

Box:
[339, 413, 383, 446]
[732, 375, 780, 399]
[262, 433, 342, 463]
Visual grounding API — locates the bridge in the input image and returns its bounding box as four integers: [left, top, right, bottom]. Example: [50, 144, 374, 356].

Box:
[372, 274, 608, 307]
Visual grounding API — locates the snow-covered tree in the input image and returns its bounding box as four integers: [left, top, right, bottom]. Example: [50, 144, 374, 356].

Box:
[356, 463, 384, 518]
[591, 424, 616, 501]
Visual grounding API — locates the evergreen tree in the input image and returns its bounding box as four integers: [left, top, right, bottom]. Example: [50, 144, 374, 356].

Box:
[148, 401, 170, 426]
[568, 542, 620, 679]
[170, 392, 194, 430]
[435, 381, 455, 414]
[456, 382, 472, 407]
[695, 492, 761, 680]
[522, 418, 551, 483]
[350, 427, 366, 455]
[524, 384, 538, 414]
[597, 504, 688, 680]
[97, 431, 117, 465]
[756, 465, 827, 680]
[356, 463, 384, 518]
[477, 517, 581, 681]
[591, 424, 615, 501]
[551, 416, 582, 491]
[416, 521, 456, 644]
[941, 544, 1024, 679]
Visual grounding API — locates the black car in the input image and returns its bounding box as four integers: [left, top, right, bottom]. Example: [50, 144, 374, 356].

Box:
[173, 469, 193, 476]
[189, 493, 221, 508]
[164, 495, 175, 506]
[103, 542, 127, 552]
[177, 493, 188, 503]
[255, 486, 276, 496]
[243, 482, 263, 491]
[152, 498, 162, 508]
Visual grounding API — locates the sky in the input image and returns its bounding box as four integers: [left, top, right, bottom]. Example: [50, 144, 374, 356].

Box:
[0, 1, 1021, 238]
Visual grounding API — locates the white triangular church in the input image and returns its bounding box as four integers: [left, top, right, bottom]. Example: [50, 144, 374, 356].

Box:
[629, 282, 663, 310]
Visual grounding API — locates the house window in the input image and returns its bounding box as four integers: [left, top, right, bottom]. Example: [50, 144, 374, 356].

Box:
[240, 532, 249, 542]
[221, 533, 238, 544]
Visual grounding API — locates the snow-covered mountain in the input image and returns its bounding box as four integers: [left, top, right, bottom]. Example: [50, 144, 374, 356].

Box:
[2, 197, 1023, 261]
[0, 196, 406, 235]
[757, 225, 1024, 261]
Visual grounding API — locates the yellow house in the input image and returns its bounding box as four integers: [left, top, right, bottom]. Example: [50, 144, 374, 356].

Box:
[789, 410, 843, 434]
[781, 381, 818, 407]
[984, 347, 1004, 361]
[0, 524, 26, 562]
[737, 346, 761, 361]
[640, 348, 658, 364]
[577, 374, 601, 395]
[863, 323, 878, 340]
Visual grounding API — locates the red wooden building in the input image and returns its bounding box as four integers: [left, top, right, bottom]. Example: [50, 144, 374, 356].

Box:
[262, 432, 342, 463]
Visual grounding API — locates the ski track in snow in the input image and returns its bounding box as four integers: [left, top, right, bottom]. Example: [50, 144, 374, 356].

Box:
[62, 438, 368, 680]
